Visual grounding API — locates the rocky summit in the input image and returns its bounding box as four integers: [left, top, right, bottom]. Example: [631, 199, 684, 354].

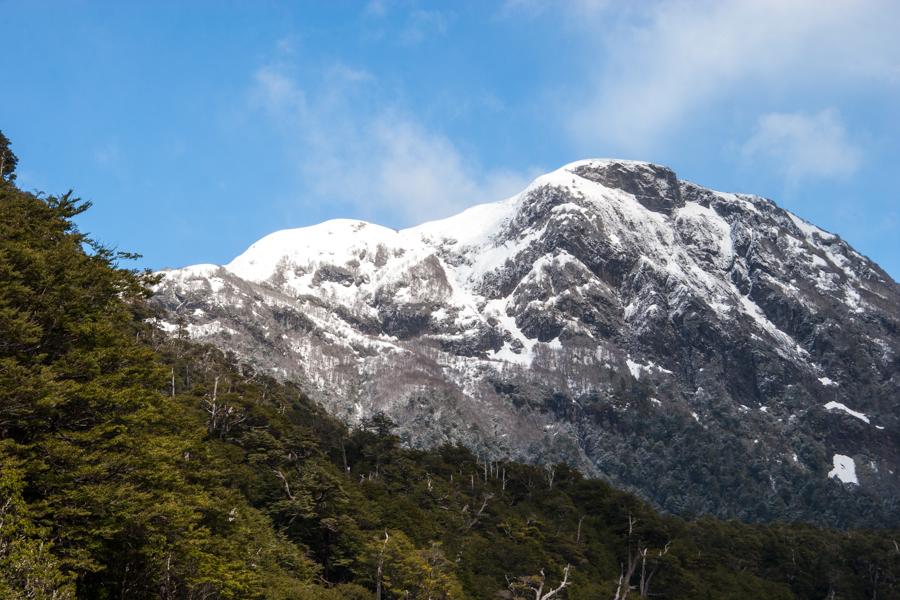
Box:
[152, 159, 900, 528]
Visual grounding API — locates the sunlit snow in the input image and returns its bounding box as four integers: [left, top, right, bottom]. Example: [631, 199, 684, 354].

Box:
[828, 454, 859, 485]
[824, 401, 870, 424]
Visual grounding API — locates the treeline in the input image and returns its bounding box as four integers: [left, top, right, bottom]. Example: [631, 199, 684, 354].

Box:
[0, 133, 898, 599]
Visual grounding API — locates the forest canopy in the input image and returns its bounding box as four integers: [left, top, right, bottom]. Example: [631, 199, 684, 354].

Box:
[0, 132, 897, 599]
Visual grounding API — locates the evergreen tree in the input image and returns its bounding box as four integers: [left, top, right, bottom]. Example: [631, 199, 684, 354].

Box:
[0, 130, 17, 182]
[0, 157, 317, 598]
[0, 456, 75, 599]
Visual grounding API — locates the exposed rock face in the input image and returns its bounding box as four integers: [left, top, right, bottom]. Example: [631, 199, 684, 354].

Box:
[151, 159, 900, 528]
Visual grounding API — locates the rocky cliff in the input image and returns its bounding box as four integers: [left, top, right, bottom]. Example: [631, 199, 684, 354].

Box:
[152, 159, 900, 527]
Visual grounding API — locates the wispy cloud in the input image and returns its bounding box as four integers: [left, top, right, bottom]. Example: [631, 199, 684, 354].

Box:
[558, 0, 900, 154]
[249, 62, 532, 225]
[362, 2, 453, 46]
[245, 1, 899, 226]
[501, 0, 609, 19]
[92, 140, 121, 167]
[741, 109, 862, 182]
[399, 9, 452, 45]
[364, 0, 387, 18]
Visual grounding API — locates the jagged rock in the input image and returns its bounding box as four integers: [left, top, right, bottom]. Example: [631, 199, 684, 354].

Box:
[151, 159, 900, 528]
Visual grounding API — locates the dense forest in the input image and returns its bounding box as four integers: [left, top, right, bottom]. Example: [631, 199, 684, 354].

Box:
[1, 133, 898, 599]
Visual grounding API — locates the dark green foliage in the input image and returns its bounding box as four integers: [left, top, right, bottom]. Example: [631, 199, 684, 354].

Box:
[0, 131, 16, 182]
[1, 142, 898, 598]
[0, 457, 75, 599]
[0, 182, 318, 598]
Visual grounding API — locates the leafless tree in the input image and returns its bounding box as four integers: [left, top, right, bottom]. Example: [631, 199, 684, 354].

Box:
[465, 494, 493, 531]
[203, 376, 247, 437]
[576, 515, 585, 544]
[612, 513, 669, 599]
[613, 553, 640, 599]
[545, 464, 556, 489]
[508, 564, 571, 600]
[203, 376, 221, 432]
[340, 437, 350, 477]
[376, 530, 390, 600]
[271, 468, 295, 500]
[638, 542, 670, 597]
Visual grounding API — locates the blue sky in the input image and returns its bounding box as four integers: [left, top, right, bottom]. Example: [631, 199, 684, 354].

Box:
[2, 0, 898, 278]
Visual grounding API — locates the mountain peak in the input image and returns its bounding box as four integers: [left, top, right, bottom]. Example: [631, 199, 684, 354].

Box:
[152, 158, 900, 528]
[225, 218, 403, 283]
[563, 158, 683, 214]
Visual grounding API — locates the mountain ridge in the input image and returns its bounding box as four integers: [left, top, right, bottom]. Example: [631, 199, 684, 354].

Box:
[152, 158, 900, 527]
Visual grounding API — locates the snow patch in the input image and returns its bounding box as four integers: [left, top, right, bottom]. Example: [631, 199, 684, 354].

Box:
[626, 358, 642, 380]
[828, 454, 859, 485]
[824, 401, 870, 424]
[788, 213, 835, 241]
[675, 202, 734, 261]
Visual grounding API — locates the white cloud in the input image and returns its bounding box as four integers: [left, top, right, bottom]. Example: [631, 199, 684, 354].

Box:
[564, 0, 900, 153]
[93, 141, 121, 167]
[251, 66, 306, 114]
[501, 0, 608, 19]
[741, 109, 862, 182]
[364, 0, 387, 18]
[399, 9, 451, 45]
[362, 2, 453, 45]
[249, 63, 532, 225]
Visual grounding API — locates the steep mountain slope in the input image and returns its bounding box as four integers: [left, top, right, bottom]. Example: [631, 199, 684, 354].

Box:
[152, 159, 900, 527]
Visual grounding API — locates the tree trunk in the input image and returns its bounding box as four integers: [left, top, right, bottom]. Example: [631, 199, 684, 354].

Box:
[376, 530, 390, 600]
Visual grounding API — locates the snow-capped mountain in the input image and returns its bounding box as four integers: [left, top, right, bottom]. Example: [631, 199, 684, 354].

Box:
[152, 159, 900, 527]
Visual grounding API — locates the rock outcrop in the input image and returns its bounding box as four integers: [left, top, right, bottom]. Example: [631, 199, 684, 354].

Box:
[152, 159, 900, 527]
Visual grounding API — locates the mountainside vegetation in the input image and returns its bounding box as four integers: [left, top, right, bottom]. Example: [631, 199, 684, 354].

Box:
[151, 155, 900, 532]
[1, 133, 898, 599]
